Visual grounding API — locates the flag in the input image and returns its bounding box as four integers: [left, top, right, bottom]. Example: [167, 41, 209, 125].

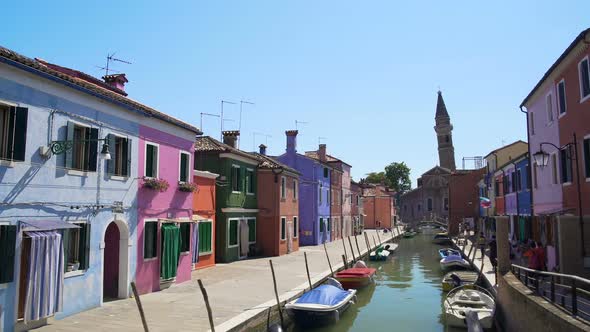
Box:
[480, 197, 491, 209]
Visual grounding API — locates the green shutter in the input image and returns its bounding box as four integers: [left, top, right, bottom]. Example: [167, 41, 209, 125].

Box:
[144, 222, 157, 259]
[229, 220, 238, 246]
[180, 154, 188, 182]
[0, 225, 17, 283]
[585, 139, 590, 178]
[124, 138, 132, 177]
[180, 223, 190, 252]
[146, 145, 154, 177]
[248, 219, 256, 242]
[11, 107, 28, 161]
[281, 219, 286, 240]
[87, 128, 99, 172]
[63, 228, 70, 272]
[79, 224, 91, 270]
[320, 218, 324, 232]
[65, 121, 75, 168]
[199, 222, 212, 253]
[107, 134, 115, 174]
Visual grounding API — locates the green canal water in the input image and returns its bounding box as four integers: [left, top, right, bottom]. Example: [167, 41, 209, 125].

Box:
[293, 232, 496, 332]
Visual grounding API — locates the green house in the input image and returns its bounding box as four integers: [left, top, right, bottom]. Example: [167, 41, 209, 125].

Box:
[195, 132, 259, 263]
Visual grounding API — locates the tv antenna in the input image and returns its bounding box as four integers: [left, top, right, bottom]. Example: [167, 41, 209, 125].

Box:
[239, 100, 255, 148]
[253, 132, 272, 151]
[200, 112, 220, 134]
[97, 52, 132, 76]
[295, 120, 308, 130]
[220, 100, 236, 139]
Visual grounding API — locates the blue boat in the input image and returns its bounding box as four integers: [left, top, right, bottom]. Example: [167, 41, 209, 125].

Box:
[439, 248, 461, 259]
[285, 279, 357, 327]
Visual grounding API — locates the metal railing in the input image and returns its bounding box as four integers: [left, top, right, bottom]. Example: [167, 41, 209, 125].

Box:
[511, 264, 590, 321]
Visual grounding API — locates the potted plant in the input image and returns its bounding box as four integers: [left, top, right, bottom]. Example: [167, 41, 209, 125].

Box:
[142, 177, 169, 192]
[178, 182, 197, 192]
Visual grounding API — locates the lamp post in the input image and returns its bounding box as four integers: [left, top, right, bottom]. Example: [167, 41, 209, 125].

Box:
[533, 133, 584, 257]
[50, 139, 111, 160]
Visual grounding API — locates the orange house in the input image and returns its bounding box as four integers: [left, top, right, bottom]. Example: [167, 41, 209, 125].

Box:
[193, 170, 219, 270]
[253, 146, 301, 256]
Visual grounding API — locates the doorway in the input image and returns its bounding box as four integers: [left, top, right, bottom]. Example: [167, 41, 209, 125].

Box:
[103, 222, 120, 300]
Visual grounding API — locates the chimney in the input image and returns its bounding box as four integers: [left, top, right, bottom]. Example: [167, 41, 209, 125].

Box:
[285, 130, 298, 154]
[222, 130, 240, 148]
[259, 144, 267, 155]
[318, 144, 327, 162]
[103, 74, 128, 91]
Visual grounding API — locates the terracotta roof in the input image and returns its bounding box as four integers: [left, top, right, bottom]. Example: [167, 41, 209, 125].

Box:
[521, 28, 590, 108]
[195, 136, 259, 162]
[0, 46, 201, 134]
[304, 151, 352, 167]
[250, 153, 300, 175]
[435, 91, 449, 118]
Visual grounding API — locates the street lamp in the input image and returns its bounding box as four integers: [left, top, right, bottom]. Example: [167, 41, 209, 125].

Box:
[533, 133, 584, 257]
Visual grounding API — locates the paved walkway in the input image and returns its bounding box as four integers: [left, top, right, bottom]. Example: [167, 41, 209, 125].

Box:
[34, 228, 402, 332]
[454, 236, 498, 294]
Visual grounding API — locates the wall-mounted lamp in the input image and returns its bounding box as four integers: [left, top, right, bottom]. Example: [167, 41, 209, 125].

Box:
[49, 138, 111, 160]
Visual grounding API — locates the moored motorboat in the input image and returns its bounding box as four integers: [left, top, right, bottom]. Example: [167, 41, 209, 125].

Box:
[383, 242, 398, 253]
[286, 278, 357, 327]
[369, 247, 390, 261]
[438, 248, 461, 259]
[335, 261, 376, 289]
[403, 231, 416, 238]
[444, 285, 495, 329]
[440, 255, 471, 270]
[441, 271, 479, 292]
[432, 232, 452, 245]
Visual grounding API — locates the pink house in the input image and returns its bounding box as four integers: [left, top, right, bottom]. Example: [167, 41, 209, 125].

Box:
[135, 125, 198, 294]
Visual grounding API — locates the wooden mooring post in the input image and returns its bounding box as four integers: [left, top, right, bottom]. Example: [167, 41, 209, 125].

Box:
[197, 279, 216, 332]
[364, 232, 372, 253]
[342, 254, 348, 269]
[376, 230, 382, 244]
[341, 237, 349, 263]
[371, 234, 378, 249]
[347, 236, 357, 261]
[354, 235, 363, 258]
[323, 243, 334, 276]
[269, 260, 284, 328]
[130, 281, 150, 332]
[304, 252, 313, 290]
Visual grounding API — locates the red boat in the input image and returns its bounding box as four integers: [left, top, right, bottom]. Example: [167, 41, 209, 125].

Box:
[335, 267, 376, 289]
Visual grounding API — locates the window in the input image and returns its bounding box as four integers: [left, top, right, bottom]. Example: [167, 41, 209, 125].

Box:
[281, 176, 286, 199]
[504, 175, 510, 194]
[319, 183, 323, 204]
[0, 105, 27, 162]
[145, 143, 159, 178]
[320, 217, 324, 232]
[323, 167, 329, 178]
[443, 198, 449, 211]
[179, 152, 190, 183]
[546, 94, 554, 122]
[0, 224, 17, 283]
[293, 217, 298, 238]
[231, 165, 241, 192]
[584, 137, 590, 179]
[180, 223, 191, 252]
[280, 217, 286, 240]
[427, 198, 433, 211]
[530, 112, 535, 135]
[533, 162, 538, 189]
[246, 169, 254, 194]
[561, 148, 573, 183]
[516, 169, 522, 192]
[552, 154, 558, 184]
[64, 222, 91, 272]
[293, 180, 298, 200]
[248, 218, 256, 243]
[579, 57, 590, 100]
[511, 172, 517, 193]
[326, 188, 329, 204]
[66, 122, 98, 172]
[143, 221, 158, 259]
[445, 135, 450, 143]
[198, 221, 213, 255]
[417, 204, 421, 211]
[106, 134, 131, 176]
[494, 179, 500, 196]
[228, 219, 238, 247]
[558, 80, 567, 115]
[327, 218, 331, 232]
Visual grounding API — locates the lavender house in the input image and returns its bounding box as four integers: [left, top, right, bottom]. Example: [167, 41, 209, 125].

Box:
[276, 130, 332, 245]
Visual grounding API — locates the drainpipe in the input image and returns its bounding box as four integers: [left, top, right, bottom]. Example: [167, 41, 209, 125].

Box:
[520, 106, 533, 218]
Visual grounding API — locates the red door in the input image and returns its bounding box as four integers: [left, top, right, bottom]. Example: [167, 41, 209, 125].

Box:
[103, 222, 120, 300]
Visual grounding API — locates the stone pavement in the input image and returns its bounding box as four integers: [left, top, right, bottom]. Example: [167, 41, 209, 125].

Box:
[33, 228, 402, 332]
[454, 236, 498, 293]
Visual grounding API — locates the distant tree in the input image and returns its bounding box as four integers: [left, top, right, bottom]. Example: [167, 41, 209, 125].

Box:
[365, 172, 387, 185]
[384, 162, 412, 195]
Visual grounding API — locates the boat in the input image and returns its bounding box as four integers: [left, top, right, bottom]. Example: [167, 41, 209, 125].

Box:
[369, 247, 391, 261]
[440, 254, 471, 270]
[285, 278, 357, 327]
[383, 242, 398, 253]
[441, 271, 479, 292]
[403, 231, 416, 238]
[438, 248, 461, 259]
[432, 232, 452, 245]
[335, 261, 376, 289]
[444, 285, 495, 329]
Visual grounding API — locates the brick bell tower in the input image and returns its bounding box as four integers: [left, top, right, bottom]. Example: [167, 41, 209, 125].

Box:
[434, 91, 456, 171]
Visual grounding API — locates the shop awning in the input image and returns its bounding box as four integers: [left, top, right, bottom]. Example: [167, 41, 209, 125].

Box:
[158, 218, 194, 223]
[20, 220, 80, 231]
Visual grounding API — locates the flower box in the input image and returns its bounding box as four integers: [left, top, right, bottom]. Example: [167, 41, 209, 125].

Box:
[142, 177, 169, 192]
[178, 182, 197, 192]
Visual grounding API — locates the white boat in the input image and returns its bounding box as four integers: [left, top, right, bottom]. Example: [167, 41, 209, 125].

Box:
[383, 243, 398, 252]
[444, 285, 495, 329]
[440, 255, 471, 270]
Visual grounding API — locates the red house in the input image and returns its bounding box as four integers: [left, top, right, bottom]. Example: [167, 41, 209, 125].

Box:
[193, 170, 219, 270]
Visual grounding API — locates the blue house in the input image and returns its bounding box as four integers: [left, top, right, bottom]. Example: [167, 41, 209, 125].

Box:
[276, 130, 332, 245]
[0, 46, 199, 331]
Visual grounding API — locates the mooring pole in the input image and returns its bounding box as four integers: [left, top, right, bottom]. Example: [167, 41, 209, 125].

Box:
[376, 230, 382, 244]
[304, 252, 313, 290]
[347, 236, 357, 261]
[323, 243, 334, 276]
[372, 234, 378, 249]
[197, 279, 216, 332]
[342, 254, 348, 269]
[269, 260, 284, 328]
[354, 235, 363, 258]
[341, 237, 349, 262]
[130, 282, 150, 332]
[364, 232, 371, 253]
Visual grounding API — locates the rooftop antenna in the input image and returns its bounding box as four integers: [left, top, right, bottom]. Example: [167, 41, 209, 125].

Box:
[98, 52, 132, 77]
[318, 137, 327, 145]
[239, 100, 255, 148]
[200, 112, 220, 134]
[295, 120, 308, 130]
[221, 100, 236, 139]
[253, 132, 272, 151]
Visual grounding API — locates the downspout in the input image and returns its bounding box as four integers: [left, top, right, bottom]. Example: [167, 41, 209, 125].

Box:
[520, 105, 532, 245]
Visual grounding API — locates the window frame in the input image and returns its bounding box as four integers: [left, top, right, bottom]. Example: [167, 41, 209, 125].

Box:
[0, 103, 27, 163]
[557, 79, 567, 116]
[551, 152, 559, 185]
[64, 220, 91, 276]
[293, 216, 298, 238]
[319, 183, 323, 204]
[179, 151, 191, 183]
[546, 92, 554, 123]
[231, 164, 241, 193]
[319, 217, 324, 232]
[144, 142, 160, 179]
[247, 217, 256, 244]
[179, 222, 191, 253]
[281, 176, 286, 199]
[293, 179, 298, 200]
[280, 217, 287, 241]
[578, 56, 590, 103]
[198, 220, 213, 256]
[143, 219, 159, 261]
[427, 197, 433, 212]
[246, 168, 255, 195]
[584, 135, 590, 180]
[68, 121, 95, 172]
[227, 218, 239, 248]
[560, 148, 573, 185]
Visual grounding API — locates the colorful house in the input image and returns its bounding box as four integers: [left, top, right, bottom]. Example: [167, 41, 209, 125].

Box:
[361, 183, 395, 229]
[194, 131, 260, 263]
[193, 170, 219, 270]
[0, 47, 199, 331]
[251, 145, 300, 256]
[350, 180, 364, 234]
[448, 168, 486, 235]
[276, 130, 332, 245]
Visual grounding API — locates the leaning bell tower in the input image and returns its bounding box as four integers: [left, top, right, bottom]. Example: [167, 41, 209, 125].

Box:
[434, 91, 456, 171]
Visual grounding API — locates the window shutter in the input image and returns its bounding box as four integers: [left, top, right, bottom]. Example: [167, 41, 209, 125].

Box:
[10, 107, 28, 161]
[106, 134, 115, 174]
[0, 225, 17, 283]
[62, 229, 70, 272]
[65, 121, 75, 168]
[125, 138, 132, 177]
[87, 128, 99, 172]
[80, 224, 91, 270]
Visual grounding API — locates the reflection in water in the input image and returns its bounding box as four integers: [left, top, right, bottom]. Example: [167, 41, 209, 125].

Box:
[292, 233, 495, 332]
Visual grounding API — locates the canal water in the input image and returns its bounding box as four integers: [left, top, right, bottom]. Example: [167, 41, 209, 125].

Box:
[293, 231, 496, 332]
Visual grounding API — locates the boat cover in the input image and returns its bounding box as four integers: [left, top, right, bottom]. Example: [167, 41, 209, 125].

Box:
[336, 268, 376, 278]
[294, 285, 351, 306]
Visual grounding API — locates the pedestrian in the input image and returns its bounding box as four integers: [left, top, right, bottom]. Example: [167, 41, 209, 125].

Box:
[527, 241, 538, 270]
[534, 241, 546, 271]
[477, 232, 487, 259]
[488, 235, 497, 272]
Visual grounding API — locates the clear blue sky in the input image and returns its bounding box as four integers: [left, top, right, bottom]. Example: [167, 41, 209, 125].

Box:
[4, 1, 590, 184]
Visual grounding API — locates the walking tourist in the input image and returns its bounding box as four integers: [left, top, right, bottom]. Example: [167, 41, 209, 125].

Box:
[488, 235, 497, 272]
[477, 232, 487, 259]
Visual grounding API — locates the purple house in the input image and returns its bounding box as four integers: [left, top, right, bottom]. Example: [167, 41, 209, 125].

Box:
[276, 130, 332, 245]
